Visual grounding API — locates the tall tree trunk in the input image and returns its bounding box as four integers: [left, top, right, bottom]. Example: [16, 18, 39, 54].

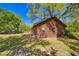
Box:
[47, 6, 53, 18]
[48, 9, 52, 18]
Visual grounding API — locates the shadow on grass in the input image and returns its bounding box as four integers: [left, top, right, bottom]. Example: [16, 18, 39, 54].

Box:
[65, 32, 79, 40]
[59, 32, 79, 55]
[67, 42, 79, 54]
[0, 35, 50, 56]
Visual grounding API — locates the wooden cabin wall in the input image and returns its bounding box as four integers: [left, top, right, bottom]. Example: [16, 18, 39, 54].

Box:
[32, 18, 65, 38]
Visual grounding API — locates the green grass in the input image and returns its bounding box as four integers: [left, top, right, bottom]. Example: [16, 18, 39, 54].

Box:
[0, 33, 78, 56]
[0, 34, 50, 56]
[0, 35, 25, 55]
[59, 32, 79, 55]
[60, 38, 79, 54]
[46, 38, 78, 56]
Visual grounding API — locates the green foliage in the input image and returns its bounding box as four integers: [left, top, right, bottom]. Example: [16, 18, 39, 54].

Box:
[64, 18, 79, 33]
[25, 25, 32, 32]
[27, 3, 79, 20]
[27, 3, 67, 23]
[0, 8, 27, 34]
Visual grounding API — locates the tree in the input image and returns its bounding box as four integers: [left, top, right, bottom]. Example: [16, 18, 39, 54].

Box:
[27, 3, 79, 32]
[0, 8, 27, 34]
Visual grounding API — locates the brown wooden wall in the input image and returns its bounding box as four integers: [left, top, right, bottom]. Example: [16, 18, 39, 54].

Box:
[32, 18, 65, 38]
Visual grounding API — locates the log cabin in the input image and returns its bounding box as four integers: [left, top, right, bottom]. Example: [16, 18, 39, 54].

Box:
[32, 17, 66, 38]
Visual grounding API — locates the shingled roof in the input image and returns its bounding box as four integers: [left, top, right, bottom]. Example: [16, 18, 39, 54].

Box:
[33, 17, 66, 28]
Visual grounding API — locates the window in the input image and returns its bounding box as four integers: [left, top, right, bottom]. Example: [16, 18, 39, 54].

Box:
[52, 22, 54, 26]
[47, 22, 56, 32]
[58, 29, 65, 37]
[47, 22, 51, 27]
[52, 28, 55, 32]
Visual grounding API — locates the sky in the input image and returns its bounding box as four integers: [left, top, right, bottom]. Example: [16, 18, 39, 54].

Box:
[0, 3, 32, 25]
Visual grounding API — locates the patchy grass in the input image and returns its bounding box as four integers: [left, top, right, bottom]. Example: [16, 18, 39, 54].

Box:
[59, 38, 79, 55]
[0, 32, 31, 37]
[45, 38, 78, 56]
[0, 33, 78, 56]
[0, 34, 50, 56]
[59, 32, 79, 55]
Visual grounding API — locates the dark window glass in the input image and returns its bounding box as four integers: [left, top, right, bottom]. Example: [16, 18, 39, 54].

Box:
[47, 22, 56, 32]
[52, 28, 55, 32]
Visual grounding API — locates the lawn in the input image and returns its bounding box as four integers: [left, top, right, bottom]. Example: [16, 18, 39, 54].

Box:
[0, 33, 78, 56]
[59, 32, 79, 55]
[0, 34, 50, 56]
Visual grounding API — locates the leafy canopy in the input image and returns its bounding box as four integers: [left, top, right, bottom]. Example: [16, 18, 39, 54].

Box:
[27, 3, 79, 32]
[0, 8, 27, 34]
